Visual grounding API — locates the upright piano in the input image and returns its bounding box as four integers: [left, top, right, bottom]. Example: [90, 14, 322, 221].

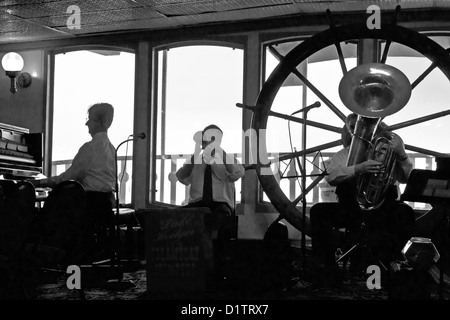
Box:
[0, 122, 44, 259]
[0, 122, 43, 179]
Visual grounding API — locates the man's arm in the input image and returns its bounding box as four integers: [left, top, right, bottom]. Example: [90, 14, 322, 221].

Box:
[176, 155, 196, 186]
[395, 155, 413, 183]
[212, 149, 245, 182]
[32, 143, 93, 188]
[224, 160, 245, 182]
[326, 148, 385, 186]
[325, 149, 356, 186]
[176, 135, 202, 186]
[390, 133, 413, 183]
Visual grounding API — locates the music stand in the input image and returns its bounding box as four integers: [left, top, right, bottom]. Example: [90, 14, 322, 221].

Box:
[104, 133, 144, 290]
[291, 103, 319, 273]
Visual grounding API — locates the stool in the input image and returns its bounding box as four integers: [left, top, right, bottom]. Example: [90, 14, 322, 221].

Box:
[113, 208, 143, 260]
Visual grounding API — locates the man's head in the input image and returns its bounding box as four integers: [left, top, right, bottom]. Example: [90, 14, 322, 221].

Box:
[342, 113, 358, 147]
[86, 103, 114, 136]
[201, 124, 223, 149]
[341, 113, 388, 147]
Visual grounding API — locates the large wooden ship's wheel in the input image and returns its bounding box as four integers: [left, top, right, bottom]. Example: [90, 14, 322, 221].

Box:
[243, 10, 450, 236]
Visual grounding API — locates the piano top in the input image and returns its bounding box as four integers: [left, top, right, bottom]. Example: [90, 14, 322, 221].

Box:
[0, 124, 42, 179]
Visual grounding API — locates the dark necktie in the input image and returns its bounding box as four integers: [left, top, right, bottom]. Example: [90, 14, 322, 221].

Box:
[203, 164, 213, 203]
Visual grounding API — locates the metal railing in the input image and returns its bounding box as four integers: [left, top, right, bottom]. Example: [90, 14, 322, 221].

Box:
[52, 152, 435, 209]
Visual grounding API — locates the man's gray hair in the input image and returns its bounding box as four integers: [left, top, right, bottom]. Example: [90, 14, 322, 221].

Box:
[88, 103, 114, 129]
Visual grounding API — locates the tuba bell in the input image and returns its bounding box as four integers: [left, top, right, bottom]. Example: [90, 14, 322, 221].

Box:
[338, 63, 412, 210]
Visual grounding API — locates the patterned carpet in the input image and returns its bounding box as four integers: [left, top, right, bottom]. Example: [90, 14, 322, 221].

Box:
[35, 267, 390, 301]
[31, 260, 401, 301]
[5, 246, 448, 302]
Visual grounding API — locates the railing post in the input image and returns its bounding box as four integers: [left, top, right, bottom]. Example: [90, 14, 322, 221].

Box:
[288, 160, 296, 201]
[170, 158, 177, 205]
[118, 158, 129, 204]
[312, 155, 320, 204]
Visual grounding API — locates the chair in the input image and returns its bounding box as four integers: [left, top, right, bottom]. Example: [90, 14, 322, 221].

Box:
[25, 180, 88, 267]
[311, 199, 416, 280]
[83, 191, 118, 263]
[0, 180, 39, 298]
[0, 180, 36, 258]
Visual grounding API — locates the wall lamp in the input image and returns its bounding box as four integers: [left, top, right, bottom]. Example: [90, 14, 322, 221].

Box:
[1, 52, 32, 93]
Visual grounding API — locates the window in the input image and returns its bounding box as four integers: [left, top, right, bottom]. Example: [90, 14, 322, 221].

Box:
[154, 45, 244, 206]
[52, 49, 135, 203]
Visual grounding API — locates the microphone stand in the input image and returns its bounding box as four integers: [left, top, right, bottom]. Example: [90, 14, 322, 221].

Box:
[105, 135, 142, 290]
[300, 108, 309, 273]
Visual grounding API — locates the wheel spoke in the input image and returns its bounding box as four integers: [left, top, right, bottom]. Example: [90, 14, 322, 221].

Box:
[380, 40, 392, 64]
[380, 5, 401, 63]
[405, 144, 449, 158]
[326, 9, 347, 75]
[237, 103, 343, 133]
[411, 62, 437, 89]
[387, 109, 450, 131]
[411, 48, 450, 89]
[269, 111, 342, 133]
[267, 46, 346, 121]
[290, 71, 346, 121]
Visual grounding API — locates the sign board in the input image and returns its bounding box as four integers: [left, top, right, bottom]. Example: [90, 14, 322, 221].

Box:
[141, 207, 214, 296]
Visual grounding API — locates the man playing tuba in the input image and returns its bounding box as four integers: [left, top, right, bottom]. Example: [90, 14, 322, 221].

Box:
[310, 113, 416, 286]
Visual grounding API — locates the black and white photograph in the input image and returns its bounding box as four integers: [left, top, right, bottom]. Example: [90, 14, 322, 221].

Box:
[0, 0, 450, 311]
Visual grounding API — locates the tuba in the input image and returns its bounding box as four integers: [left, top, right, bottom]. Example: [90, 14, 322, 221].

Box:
[338, 63, 411, 210]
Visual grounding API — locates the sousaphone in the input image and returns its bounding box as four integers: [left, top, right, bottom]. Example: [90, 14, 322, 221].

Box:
[339, 63, 412, 209]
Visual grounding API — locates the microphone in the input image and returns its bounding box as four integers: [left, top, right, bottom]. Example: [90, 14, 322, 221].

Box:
[291, 101, 321, 115]
[131, 132, 146, 140]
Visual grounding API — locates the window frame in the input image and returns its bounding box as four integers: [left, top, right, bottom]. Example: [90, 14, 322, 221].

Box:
[150, 40, 246, 207]
[48, 45, 136, 203]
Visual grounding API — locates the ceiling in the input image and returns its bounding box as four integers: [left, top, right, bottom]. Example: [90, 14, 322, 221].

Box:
[1, 0, 450, 46]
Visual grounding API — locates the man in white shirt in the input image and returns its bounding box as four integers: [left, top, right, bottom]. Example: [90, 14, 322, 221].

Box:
[32, 102, 116, 193]
[31, 102, 116, 262]
[176, 124, 245, 240]
[310, 113, 416, 285]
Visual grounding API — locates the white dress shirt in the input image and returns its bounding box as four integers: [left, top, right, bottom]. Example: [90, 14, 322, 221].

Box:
[46, 132, 116, 192]
[326, 146, 413, 199]
[176, 154, 245, 209]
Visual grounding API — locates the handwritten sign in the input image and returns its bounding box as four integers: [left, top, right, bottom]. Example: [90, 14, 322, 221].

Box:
[141, 207, 213, 296]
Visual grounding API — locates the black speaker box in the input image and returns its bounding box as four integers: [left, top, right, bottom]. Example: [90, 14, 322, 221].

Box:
[217, 238, 292, 294]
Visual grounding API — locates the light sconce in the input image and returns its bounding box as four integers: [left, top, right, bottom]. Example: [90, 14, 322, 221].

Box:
[1, 52, 32, 93]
